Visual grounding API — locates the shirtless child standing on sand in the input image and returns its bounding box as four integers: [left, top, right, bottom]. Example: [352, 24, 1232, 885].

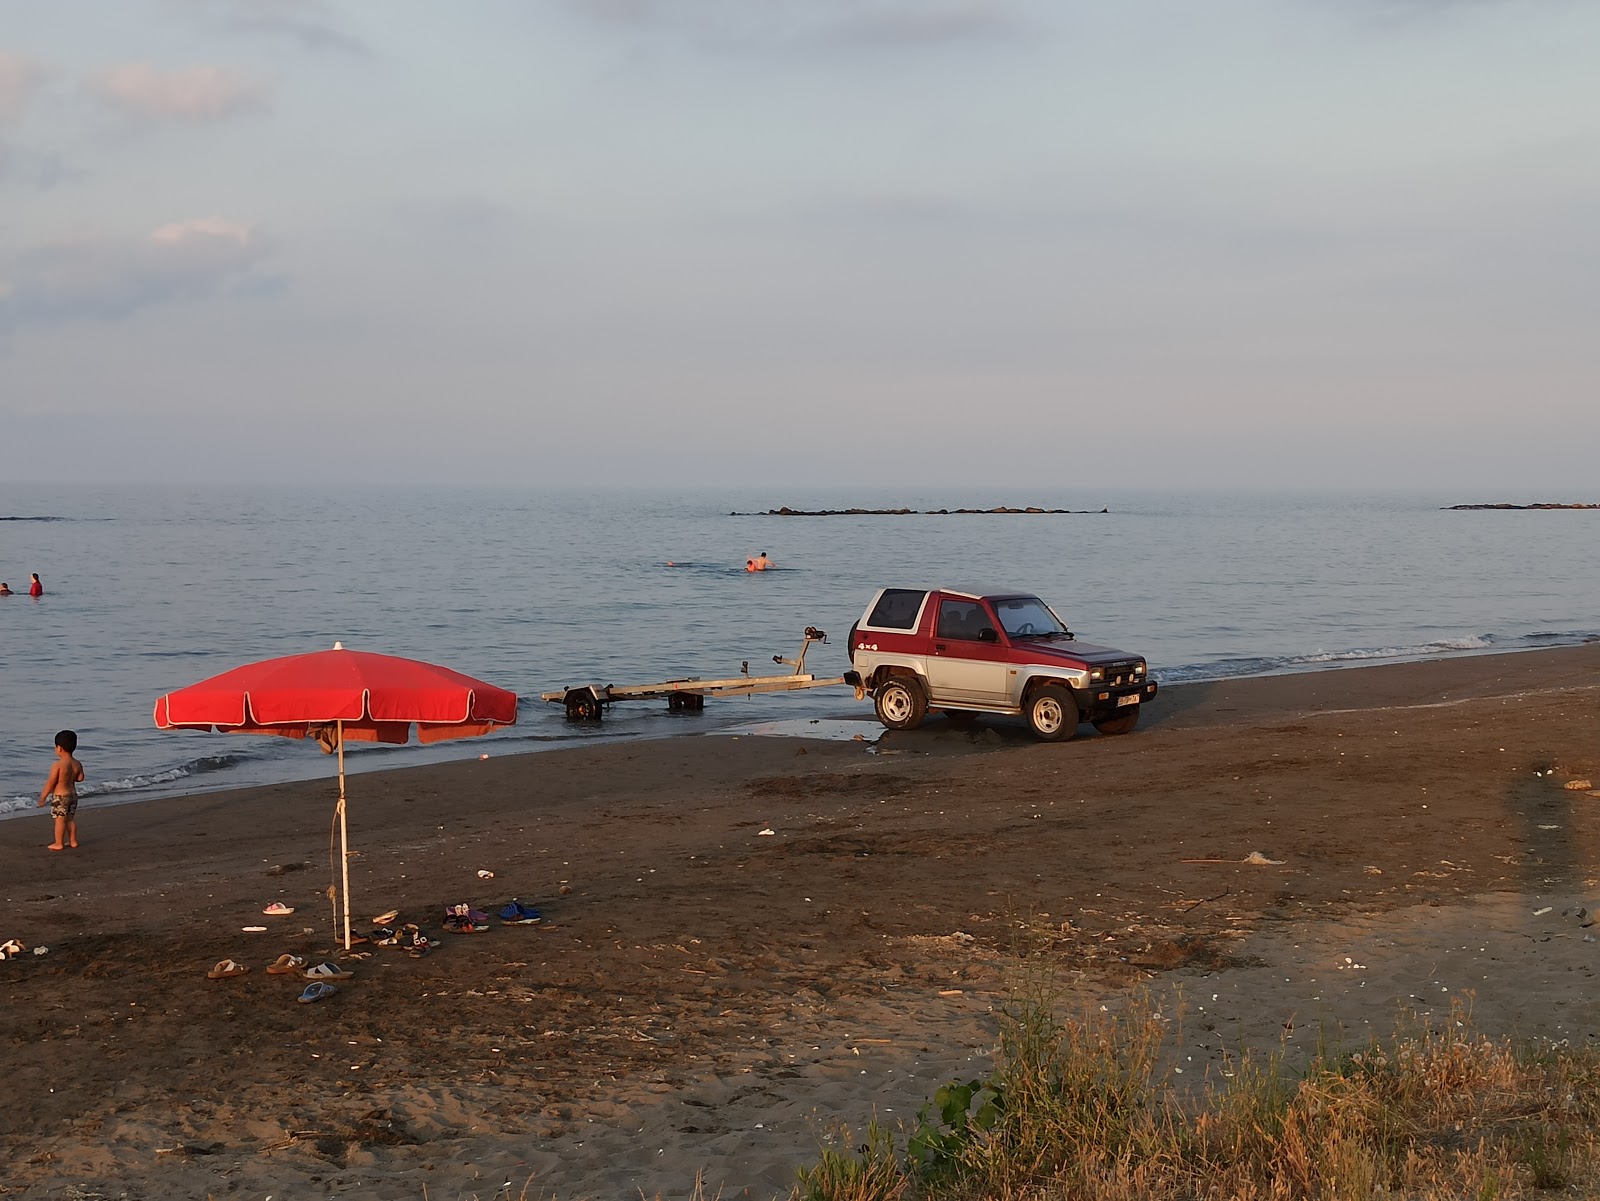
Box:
[37, 730, 84, 851]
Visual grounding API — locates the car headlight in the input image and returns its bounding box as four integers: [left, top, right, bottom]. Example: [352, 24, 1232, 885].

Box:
[1090, 669, 1103, 681]
[1134, 663, 1146, 675]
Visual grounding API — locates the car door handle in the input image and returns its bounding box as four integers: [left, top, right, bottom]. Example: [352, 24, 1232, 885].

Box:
[935, 643, 948, 651]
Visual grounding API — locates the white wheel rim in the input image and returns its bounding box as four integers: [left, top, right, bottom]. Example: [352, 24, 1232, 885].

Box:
[882, 687, 912, 722]
[1033, 697, 1064, 733]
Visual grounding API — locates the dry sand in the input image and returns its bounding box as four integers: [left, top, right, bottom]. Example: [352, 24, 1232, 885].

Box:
[4, 644, 1600, 1199]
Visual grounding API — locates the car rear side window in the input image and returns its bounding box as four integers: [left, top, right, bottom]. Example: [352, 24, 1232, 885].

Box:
[866, 589, 926, 630]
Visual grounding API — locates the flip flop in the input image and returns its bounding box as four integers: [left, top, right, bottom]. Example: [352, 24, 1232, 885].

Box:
[266, 954, 307, 975]
[207, 959, 249, 979]
[406, 932, 433, 958]
[262, 902, 295, 915]
[0, 938, 24, 958]
[298, 981, 337, 1004]
[303, 961, 353, 980]
[370, 927, 399, 946]
[370, 910, 400, 927]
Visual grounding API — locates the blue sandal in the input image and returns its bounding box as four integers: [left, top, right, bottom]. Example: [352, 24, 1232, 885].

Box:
[298, 981, 337, 1004]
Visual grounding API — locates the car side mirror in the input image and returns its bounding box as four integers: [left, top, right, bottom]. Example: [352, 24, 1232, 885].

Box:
[978, 627, 998, 643]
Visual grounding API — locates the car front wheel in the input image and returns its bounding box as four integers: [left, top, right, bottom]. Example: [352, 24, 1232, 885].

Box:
[1025, 685, 1078, 741]
[874, 676, 927, 730]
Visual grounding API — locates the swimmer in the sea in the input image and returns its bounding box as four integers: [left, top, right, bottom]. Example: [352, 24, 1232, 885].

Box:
[745, 559, 756, 572]
[0, 582, 11, 596]
[753, 552, 772, 571]
[28, 573, 43, 597]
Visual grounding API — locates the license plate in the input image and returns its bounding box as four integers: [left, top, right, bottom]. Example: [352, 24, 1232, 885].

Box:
[1116, 694, 1140, 707]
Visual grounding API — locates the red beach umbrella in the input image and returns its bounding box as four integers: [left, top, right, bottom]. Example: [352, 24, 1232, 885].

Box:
[154, 643, 518, 947]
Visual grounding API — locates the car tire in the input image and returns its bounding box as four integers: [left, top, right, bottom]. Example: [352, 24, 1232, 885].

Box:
[874, 675, 927, 731]
[1093, 709, 1140, 736]
[1025, 685, 1078, 741]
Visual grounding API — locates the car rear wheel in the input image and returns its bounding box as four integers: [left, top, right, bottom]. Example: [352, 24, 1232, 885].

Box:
[1025, 685, 1078, 741]
[874, 675, 927, 730]
[1093, 709, 1140, 736]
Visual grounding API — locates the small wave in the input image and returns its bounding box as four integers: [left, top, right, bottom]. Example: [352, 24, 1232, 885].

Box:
[1156, 631, 1600, 684]
[0, 515, 70, 521]
[77, 753, 246, 799]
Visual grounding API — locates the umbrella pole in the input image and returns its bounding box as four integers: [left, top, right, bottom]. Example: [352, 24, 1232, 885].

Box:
[338, 719, 352, 951]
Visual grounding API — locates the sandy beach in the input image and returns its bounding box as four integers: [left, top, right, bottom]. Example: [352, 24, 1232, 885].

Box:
[4, 644, 1600, 1200]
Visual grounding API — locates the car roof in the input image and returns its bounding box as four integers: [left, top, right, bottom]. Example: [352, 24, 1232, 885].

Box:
[875, 587, 1042, 602]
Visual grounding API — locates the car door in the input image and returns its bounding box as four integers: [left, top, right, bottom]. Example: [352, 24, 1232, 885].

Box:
[922, 598, 1011, 705]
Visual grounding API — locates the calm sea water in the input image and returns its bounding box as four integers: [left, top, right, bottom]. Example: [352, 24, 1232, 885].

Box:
[3, 485, 1597, 817]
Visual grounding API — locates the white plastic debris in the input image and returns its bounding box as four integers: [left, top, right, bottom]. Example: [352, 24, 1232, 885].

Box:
[757, 828, 776, 836]
[477, 869, 494, 879]
[1243, 851, 1285, 865]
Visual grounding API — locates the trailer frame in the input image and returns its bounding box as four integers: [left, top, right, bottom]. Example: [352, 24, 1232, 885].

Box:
[540, 626, 856, 720]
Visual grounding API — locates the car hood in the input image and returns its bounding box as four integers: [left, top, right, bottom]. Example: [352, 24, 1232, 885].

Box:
[1011, 638, 1136, 666]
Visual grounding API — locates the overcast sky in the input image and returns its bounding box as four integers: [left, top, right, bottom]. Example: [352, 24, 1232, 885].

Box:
[2, 1, 1597, 491]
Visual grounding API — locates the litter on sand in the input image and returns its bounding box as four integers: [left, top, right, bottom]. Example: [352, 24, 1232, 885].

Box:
[1242, 851, 1285, 865]
[241, 925, 268, 933]
[477, 869, 495, 879]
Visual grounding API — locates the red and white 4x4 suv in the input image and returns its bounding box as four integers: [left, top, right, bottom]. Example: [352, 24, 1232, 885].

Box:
[844, 588, 1157, 740]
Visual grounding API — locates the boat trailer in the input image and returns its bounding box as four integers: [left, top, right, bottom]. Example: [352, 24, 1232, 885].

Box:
[541, 627, 857, 721]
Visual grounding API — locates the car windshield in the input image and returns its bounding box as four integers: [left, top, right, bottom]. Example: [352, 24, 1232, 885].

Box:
[993, 596, 1070, 638]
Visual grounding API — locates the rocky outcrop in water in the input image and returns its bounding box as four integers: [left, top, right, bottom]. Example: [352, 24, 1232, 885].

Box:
[732, 505, 1110, 516]
[1444, 503, 1600, 510]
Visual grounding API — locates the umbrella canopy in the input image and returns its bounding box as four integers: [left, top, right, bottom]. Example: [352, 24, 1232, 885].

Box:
[154, 643, 518, 948]
[154, 644, 518, 743]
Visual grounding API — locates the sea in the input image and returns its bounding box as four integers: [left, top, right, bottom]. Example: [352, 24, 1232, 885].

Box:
[3, 485, 1597, 819]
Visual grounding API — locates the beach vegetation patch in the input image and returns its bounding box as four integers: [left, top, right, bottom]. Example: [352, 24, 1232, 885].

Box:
[791, 993, 1600, 1199]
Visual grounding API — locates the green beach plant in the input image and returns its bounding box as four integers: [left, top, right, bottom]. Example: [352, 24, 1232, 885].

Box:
[789, 991, 1600, 1201]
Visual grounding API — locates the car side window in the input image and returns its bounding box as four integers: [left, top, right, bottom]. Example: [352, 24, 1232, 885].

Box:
[937, 600, 989, 641]
[867, 589, 926, 630]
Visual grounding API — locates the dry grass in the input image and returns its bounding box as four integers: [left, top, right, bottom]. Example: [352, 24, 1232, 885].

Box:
[792, 991, 1600, 1201]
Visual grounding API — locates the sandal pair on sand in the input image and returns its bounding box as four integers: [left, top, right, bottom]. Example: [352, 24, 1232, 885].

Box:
[444, 904, 492, 933]
[209, 956, 352, 981]
[369, 924, 431, 956]
[0, 938, 28, 960]
[290, 960, 348, 1003]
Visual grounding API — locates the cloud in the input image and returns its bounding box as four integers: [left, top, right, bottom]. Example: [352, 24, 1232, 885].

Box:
[0, 51, 48, 123]
[169, 0, 368, 55]
[0, 218, 267, 331]
[569, 0, 1023, 51]
[90, 63, 268, 123]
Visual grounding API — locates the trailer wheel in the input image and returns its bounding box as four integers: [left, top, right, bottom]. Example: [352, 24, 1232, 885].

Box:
[1025, 685, 1078, 741]
[874, 675, 927, 731]
[1093, 709, 1140, 736]
[563, 691, 603, 722]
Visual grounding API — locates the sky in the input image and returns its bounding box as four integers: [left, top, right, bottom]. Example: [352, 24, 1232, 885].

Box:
[2, 0, 1597, 491]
